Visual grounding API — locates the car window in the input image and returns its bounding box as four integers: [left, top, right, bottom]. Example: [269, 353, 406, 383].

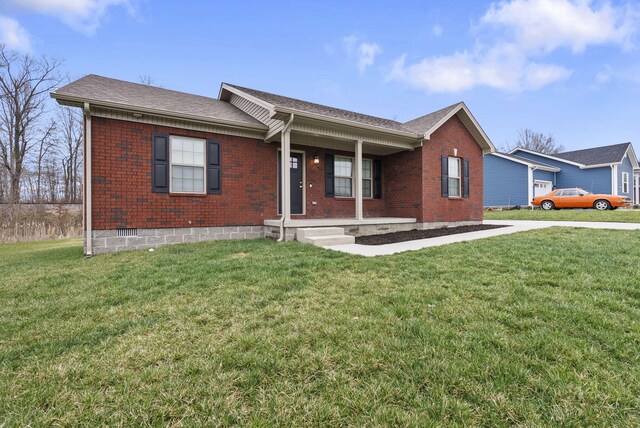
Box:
[563, 190, 578, 196]
[577, 188, 590, 195]
[556, 190, 565, 196]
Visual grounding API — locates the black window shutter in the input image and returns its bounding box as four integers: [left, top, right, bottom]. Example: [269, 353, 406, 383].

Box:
[207, 140, 221, 195]
[152, 134, 169, 193]
[463, 159, 470, 198]
[373, 159, 382, 199]
[441, 156, 449, 197]
[325, 154, 334, 197]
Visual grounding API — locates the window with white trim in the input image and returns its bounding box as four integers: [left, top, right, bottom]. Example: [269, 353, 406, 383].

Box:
[622, 172, 629, 193]
[362, 159, 372, 198]
[170, 136, 206, 194]
[334, 156, 353, 197]
[334, 156, 373, 198]
[448, 157, 461, 197]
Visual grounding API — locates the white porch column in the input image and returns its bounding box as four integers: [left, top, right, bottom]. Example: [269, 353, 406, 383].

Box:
[355, 140, 363, 220]
[282, 128, 292, 221]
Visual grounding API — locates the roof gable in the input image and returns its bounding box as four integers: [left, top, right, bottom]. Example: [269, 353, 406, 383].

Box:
[405, 102, 495, 153]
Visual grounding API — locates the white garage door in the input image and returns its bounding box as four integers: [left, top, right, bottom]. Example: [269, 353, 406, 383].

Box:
[534, 180, 552, 197]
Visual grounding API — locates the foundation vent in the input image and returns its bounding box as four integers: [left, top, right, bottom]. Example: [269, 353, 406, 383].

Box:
[116, 228, 138, 237]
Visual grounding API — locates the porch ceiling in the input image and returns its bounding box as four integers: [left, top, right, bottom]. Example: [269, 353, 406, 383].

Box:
[266, 115, 418, 155]
[291, 131, 412, 155]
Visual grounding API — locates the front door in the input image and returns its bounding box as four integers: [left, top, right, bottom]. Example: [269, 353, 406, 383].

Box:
[278, 152, 304, 215]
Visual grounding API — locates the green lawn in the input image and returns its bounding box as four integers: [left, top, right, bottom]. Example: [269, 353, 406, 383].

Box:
[1, 232, 640, 426]
[485, 208, 640, 223]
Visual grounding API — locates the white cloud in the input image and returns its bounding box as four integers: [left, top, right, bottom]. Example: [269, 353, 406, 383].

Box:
[432, 24, 443, 38]
[3, 0, 134, 35]
[357, 42, 381, 73]
[482, 0, 637, 53]
[388, 0, 638, 93]
[387, 47, 572, 92]
[0, 15, 31, 51]
[342, 35, 382, 73]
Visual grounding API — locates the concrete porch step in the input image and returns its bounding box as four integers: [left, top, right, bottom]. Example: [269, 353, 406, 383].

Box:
[296, 227, 354, 246]
[296, 227, 346, 241]
[304, 234, 355, 247]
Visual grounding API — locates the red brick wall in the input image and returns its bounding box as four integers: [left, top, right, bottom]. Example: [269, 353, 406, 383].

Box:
[420, 115, 484, 222]
[383, 147, 424, 221]
[289, 145, 386, 219]
[90, 115, 483, 230]
[91, 117, 277, 229]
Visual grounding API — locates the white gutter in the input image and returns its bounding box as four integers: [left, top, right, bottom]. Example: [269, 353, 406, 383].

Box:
[278, 113, 295, 242]
[84, 102, 93, 257]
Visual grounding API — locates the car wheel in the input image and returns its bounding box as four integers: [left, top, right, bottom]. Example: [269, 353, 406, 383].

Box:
[594, 200, 610, 211]
[541, 200, 554, 210]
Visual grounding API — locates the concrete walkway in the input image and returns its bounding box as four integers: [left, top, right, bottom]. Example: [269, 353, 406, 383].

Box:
[324, 219, 640, 257]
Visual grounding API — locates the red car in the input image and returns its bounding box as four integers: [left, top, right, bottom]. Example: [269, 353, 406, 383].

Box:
[531, 188, 631, 210]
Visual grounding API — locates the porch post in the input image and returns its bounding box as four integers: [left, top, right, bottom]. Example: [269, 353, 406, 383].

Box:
[355, 140, 363, 220]
[282, 128, 292, 221]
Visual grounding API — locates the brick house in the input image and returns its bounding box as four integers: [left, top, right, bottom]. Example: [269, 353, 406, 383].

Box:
[51, 75, 495, 255]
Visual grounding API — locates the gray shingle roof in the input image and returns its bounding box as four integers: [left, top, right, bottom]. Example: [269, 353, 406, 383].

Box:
[402, 103, 462, 134]
[555, 143, 631, 165]
[494, 152, 560, 170]
[53, 75, 265, 127]
[224, 83, 417, 133]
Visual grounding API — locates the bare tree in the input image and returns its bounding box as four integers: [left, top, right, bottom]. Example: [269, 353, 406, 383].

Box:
[57, 106, 83, 202]
[139, 74, 163, 87]
[0, 45, 64, 203]
[33, 119, 57, 203]
[502, 129, 565, 154]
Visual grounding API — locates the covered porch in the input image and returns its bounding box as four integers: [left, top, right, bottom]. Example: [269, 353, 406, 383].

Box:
[271, 111, 421, 228]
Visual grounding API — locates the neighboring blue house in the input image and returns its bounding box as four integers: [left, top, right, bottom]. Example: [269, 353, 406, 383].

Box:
[483, 152, 560, 207]
[484, 142, 640, 207]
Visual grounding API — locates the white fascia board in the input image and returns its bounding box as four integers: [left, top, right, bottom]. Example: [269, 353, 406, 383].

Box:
[580, 162, 619, 169]
[507, 148, 585, 167]
[50, 92, 269, 132]
[423, 102, 495, 153]
[625, 144, 640, 169]
[490, 153, 560, 171]
[218, 84, 277, 115]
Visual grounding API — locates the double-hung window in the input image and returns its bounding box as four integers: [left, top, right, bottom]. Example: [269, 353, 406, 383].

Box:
[334, 156, 353, 197]
[170, 136, 206, 194]
[448, 157, 461, 197]
[622, 172, 629, 193]
[362, 159, 372, 198]
[334, 156, 373, 198]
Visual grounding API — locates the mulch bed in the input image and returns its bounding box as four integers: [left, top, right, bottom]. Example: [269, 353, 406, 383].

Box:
[355, 224, 508, 245]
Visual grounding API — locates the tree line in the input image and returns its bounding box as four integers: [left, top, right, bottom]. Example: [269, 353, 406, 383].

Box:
[0, 45, 82, 205]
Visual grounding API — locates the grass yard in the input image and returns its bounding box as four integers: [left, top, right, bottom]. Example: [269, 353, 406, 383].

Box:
[485, 208, 640, 223]
[1, 230, 640, 426]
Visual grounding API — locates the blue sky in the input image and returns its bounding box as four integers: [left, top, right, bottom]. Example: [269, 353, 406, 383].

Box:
[1, 0, 639, 151]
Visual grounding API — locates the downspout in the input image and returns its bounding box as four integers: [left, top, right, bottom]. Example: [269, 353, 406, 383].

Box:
[278, 113, 295, 242]
[84, 102, 92, 257]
